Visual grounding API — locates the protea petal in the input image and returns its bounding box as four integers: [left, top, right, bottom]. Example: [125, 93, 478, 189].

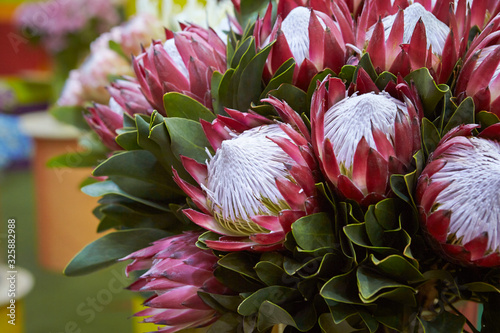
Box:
[417, 126, 500, 267]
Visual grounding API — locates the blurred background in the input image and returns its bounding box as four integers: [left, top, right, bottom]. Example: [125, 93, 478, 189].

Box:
[0, 0, 231, 332]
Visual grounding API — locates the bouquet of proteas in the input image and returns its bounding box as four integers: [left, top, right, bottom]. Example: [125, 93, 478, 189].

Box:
[64, 0, 500, 332]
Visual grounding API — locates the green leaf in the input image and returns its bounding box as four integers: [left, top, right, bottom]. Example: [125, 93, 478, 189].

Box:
[207, 312, 242, 333]
[357, 266, 416, 304]
[405, 69, 449, 117]
[163, 92, 216, 122]
[230, 35, 255, 69]
[164, 117, 212, 163]
[238, 286, 300, 316]
[292, 213, 335, 251]
[339, 65, 357, 85]
[462, 282, 500, 293]
[370, 255, 424, 282]
[236, 42, 274, 110]
[92, 150, 183, 198]
[269, 83, 308, 114]
[419, 310, 465, 333]
[82, 180, 171, 212]
[214, 68, 235, 114]
[218, 252, 260, 281]
[321, 270, 364, 305]
[46, 150, 106, 168]
[357, 53, 378, 82]
[375, 72, 397, 91]
[115, 130, 141, 150]
[198, 292, 242, 313]
[255, 261, 299, 287]
[260, 58, 296, 99]
[64, 228, 170, 276]
[443, 97, 475, 135]
[477, 111, 500, 128]
[257, 301, 317, 332]
[306, 69, 337, 107]
[421, 118, 441, 157]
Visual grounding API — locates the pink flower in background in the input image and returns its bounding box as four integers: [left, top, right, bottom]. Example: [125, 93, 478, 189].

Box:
[15, 0, 122, 53]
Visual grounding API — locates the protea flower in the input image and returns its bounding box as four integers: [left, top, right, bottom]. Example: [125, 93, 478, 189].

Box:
[255, 4, 349, 90]
[133, 24, 226, 114]
[416, 124, 500, 267]
[364, 2, 454, 80]
[455, 15, 500, 116]
[121, 231, 232, 332]
[311, 75, 421, 205]
[84, 99, 125, 151]
[107, 76, 154, 116]
[173, 105, 319, 251]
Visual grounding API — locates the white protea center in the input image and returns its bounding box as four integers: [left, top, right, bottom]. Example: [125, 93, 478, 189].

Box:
[324, 91, 408, 172]
[280, 6, 326, 66]
[368, 3, 450, 55]
[203, 124, 293, 235]
[431, 137, 500, 254]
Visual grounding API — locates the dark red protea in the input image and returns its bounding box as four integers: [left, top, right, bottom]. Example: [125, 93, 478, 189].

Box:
[416, 124, 500, 267]
[121, 231, 232, 333]
[173, 105, 319, 251]
[310, 74, 421, 205]
[133, 24, 226, 114]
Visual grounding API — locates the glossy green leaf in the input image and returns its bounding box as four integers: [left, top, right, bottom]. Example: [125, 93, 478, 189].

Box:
[64, 228, 170, 276]
[370, 255, 424, 282]
[47, 150, 106, 168]
[375, 72, 397, 90]
[419, 310, 465, 333]
[421, 118, 441, 157]
[115, 130, 141, 150]
[207, 312, 242, 333]
[198, 292, 242, 313]
[255, 261, 298, 287]
[269, 83, 308, 114]
[218, 252, 260, 281]
[292, 213, 335, 251]
[238, 286, 300, 316]
[321, 270, 364, 305]
[477, 111, 500, 128]
[339, 65, 356, 85]
[357, 266, 416, 304]
[405, 69, 449, 117]
[163, 92, 216, 122]
[257, 301, 317, 332]
[82, 180, 171, 212]
[356, 54, 378, 82]
[164, 117, 211, 163]
[443, 97, 475, 135]
[261, 58, 296, 99]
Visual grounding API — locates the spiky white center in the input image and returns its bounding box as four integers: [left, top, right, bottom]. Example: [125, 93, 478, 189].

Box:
[368, 3, 450, 55]
[280, 6, 325, 66]
[324, 92, 407, 171]
[203, 124, 293, 235]
[163, 38, 189, 78]
[431, 137, 500, 253]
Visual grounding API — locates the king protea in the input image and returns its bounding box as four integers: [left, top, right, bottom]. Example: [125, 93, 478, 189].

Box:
[121, 231, 232, 332]
[416, 124, 500, 267]
[173, 105, 319, 251]
[311, 74, 421, 205]
[255, 4, 349, 90]
[133, 24, 226, 114]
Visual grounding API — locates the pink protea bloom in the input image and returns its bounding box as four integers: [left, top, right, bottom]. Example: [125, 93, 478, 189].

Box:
[107, 76, 154, 116]
[455, 15, 500, 116]
[121, 231, 232, 333]
[85, 99, 125, 151]
[173, 105, 319, 251]
[133, 24, 226, 114]
[416, 124, 500, 267]
[311, 75, 421, 205]
[255, 4, 349, 90]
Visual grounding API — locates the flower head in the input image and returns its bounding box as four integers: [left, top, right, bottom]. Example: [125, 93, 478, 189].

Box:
[173, 106, 319, 251]
[121, 231, 232, 332]
[107, 76, 154, 116]
[311, 75, 421, 205]
[133, 24, 226, 114]
[416, 124, 500, 267]
[85, 99, 124, 151]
